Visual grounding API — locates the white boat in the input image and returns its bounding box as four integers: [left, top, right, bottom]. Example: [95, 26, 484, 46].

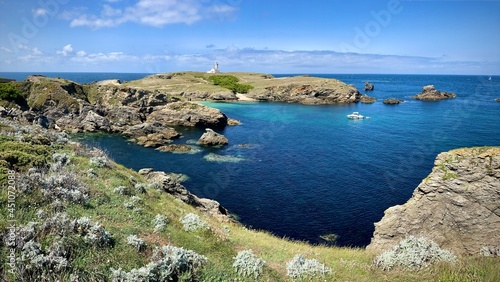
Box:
[347, 112, 364, 119]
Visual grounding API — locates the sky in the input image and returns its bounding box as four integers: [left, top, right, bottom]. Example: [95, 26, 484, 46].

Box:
[0, 0, 499, 74]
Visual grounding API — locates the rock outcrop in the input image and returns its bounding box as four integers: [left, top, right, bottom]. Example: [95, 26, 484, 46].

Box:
[156, 144, 195, 153]
[367, 147, 500, 256]
[496, 98, 500, 102]
[360, 94, 376, 104]
[2, 76, 228, 148]
[413, 85, 456, 101]
[383, 98, 404, 105]
[364, 82, 374, 91]
[197, 128, 228, 147]
[138, 168, 231, 221]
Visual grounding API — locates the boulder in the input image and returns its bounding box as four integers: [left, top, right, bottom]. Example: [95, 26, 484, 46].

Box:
[82, 110, 110, 132]
[147, 101, 228, 128]
[227, 118, 241, 126]
[496, 98, 500, 102]
[197, 128, 228, 147]
[364, 82, 374, 91]
[360, 94, 376, 104]
[123, 122, 180, 148]
[413, 85, 456, 101]
[367, 147, 500, 256]
[383, 98, 404, 105]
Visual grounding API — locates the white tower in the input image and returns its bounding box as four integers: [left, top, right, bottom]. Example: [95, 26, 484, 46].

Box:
[207, 62, 220, 73]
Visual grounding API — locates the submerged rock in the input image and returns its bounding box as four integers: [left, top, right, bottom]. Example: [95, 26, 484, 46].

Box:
[197, 128, 228, 147]
[413, 85, 456, 101]
[203, 153, 244, 163]
[383, 98, 404, 105]
[367, 147, 500, 256]
[156, 144, 199, 154]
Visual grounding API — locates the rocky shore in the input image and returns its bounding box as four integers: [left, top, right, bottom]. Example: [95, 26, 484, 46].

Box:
[367, 147, 500, 256]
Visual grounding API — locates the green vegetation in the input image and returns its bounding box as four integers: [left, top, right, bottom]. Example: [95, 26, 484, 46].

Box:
[208, 75, 254, 94]
[0, 83, 21, 102]
[1, 120, 499, 281]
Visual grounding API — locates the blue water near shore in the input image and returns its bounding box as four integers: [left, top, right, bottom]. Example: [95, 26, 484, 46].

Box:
[20, 72, 499, 247]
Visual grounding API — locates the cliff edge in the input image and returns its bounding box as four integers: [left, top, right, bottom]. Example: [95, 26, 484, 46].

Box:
[367, 147, 500, 256]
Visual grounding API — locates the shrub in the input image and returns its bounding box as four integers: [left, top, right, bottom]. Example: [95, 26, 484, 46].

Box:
[134, 183, 147, 194]
[207, 75, 254, 94]
[0, 82, 22, 102]
[180, 213, 208, 232]
[89, 156, 110, 168]
[114, 186, 132, 196]
[50, 152, 71, 171]
[110, 245, 207, 281]
[42, 171, 89, 204]
[75, 216, 113, 247]
[152, 214, 168, 232]
[286, 254, 331, 279]
[232, 249, 265, 278]
[373, 236, 456, 270]
[127, 235, 146, 252]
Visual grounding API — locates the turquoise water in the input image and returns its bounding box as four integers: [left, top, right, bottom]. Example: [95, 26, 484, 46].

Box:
[37, 73, 500, 246]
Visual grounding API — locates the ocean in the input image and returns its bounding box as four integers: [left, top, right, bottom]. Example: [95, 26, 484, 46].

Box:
[4, 72, 499, 247]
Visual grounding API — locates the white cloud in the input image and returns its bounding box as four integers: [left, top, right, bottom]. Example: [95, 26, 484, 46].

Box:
[76, 50, 87, 57]
[33, 8, 48, 16]
[1, 47, 13, 53]
[67, 0, 238, 29]
[57, 44, 74, 56]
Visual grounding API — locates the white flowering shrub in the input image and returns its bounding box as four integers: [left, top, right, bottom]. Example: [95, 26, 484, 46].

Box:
[89, 156, 110, 168]
[17, 239, 69, 279]
[110, 245, 207, 281]
[152, 214, 168, 232]
[127, 235, 146, 252]
[232, 249, 265, 278]
[180, 213, 208, 232]
[373, 236, 456, 270]
[286, 254, 331, 279]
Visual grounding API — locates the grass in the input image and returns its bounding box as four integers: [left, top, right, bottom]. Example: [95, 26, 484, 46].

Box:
[1, 120, 499, 281]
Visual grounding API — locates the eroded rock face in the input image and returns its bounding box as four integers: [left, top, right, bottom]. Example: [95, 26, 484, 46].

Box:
[138, 168, 230, 221]
[367, 147, 500, 256]
[413, 85, 456, 101]
[197, 128, 228, 147]
[147, 101, 227, 128]
[248, 83, 362, 104]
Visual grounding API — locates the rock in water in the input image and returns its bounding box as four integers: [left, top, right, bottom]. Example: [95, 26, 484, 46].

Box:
[367, 147, 500, 256]
[496, 98, 500, 102]
[413, 85, 456, 100]
[360, 94, 376, 104]
[197, 128, 228, 147]
[364, 82, 374, 91]
[383, 98, 404, 105]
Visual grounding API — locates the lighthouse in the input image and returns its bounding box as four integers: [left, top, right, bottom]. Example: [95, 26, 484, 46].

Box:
[207, 62, 220, 73]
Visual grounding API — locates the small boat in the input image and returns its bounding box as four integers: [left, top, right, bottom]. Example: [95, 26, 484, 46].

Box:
[347, 112, 364, 119]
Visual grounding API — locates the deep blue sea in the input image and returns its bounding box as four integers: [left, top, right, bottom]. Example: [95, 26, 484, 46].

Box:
[4, 72, 499, 247]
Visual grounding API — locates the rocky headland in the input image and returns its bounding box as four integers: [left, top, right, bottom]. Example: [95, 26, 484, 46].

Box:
[413, 85, 457, 101]
[367, 147, 500, 256]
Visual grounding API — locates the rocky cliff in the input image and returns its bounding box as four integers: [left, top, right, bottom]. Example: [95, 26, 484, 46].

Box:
[2, 76, 228, 148]
[367, 147, 500, 256]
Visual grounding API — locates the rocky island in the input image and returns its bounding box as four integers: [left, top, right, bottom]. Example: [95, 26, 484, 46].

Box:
[413, 85, 457, 101]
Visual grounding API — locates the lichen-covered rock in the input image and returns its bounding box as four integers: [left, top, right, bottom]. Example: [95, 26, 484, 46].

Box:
[367, 147, 500, 256]
[197, 128, 228, 147]
[413, 85, 456, 101]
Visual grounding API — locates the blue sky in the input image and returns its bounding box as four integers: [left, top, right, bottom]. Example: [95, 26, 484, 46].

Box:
[0, 0, 499, 74]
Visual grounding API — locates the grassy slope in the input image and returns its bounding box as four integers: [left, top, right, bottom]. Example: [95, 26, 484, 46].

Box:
[123, 72, 352, 95]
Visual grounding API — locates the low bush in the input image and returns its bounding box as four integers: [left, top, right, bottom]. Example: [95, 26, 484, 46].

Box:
[286, 254, 331, 279]
[232, 249, 265, 278]
[373, 236, 456, 270]
[208, 75, 254, 94]
[127, 235, 146, 252]
[180, 213, 208, 232]
[152, 214, 168, 232]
